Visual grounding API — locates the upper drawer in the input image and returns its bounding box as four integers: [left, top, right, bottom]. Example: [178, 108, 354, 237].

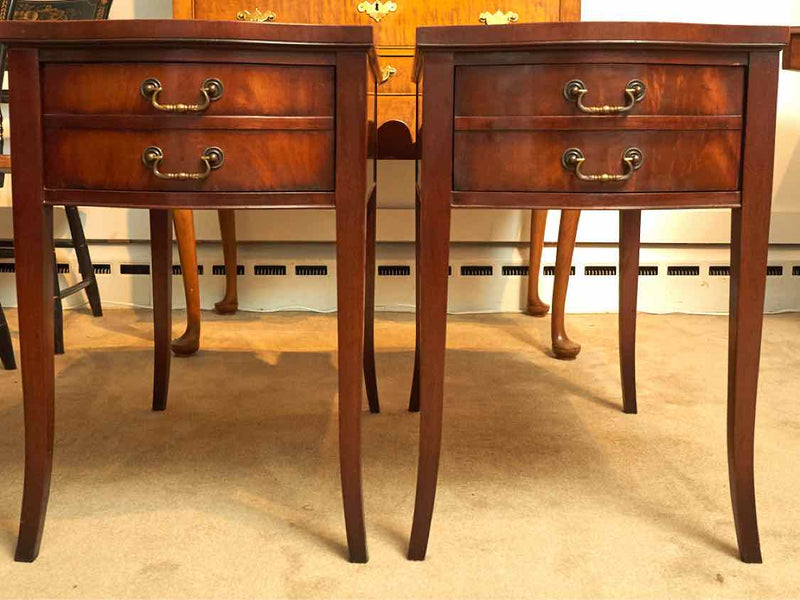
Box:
[455, 64, 745, 116]
[43, 63, 334, 116]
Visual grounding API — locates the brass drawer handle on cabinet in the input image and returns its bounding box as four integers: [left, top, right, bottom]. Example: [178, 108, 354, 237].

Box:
[563, 79, 646, 115]
[380, 65, 397, 84]
[478, 10, 518, 25]
[561, 147, 644, 183]
[140, 77, 224, 113]
[142, 146, 225, 181]
[235, 8, 276, 21]
[357, 0, 396, 22]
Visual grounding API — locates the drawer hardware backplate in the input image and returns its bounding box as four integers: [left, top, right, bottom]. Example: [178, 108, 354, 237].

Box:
[380, 64, 397, 84]
[235, 8, 276, 22]
[357, 0, 397, 22]
[561, 147, 644, 183]
[478, 10, 518, 25]
[142, 146, 225, 181]
[563, 79, 646, 115]
[140, 77, 224, 114]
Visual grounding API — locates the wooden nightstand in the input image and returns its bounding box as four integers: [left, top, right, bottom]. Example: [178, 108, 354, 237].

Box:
[409, 21, 788, 563]
[0, 19, 377, 564]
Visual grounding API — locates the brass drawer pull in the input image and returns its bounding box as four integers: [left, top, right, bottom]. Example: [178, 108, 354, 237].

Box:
[142, 146, 225, 181]
[235, 8, 276, 21]
[563, 79, 646, 115]
[561, 147, 644, 182]
[478, 10, 518, 25]
[357, 0, 397, 22]
[380, 64, 397, 84]
[140, 77, 224, 113]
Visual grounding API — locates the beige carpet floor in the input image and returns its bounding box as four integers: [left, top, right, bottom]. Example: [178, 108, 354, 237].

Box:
[0, 308, 799, 599]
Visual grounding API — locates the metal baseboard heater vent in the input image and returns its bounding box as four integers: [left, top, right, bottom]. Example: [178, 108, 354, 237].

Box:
[172, 265, 204, 276]
[461, 265, 493, 276]
[378, 265, 411, 276]
[543, 266, 576, 276]
[56, 263, 70, 274]
[502, 265, 529, 276]
[212, 265, 245, 276]
[295, 265, 328, 276]
[120, 264, 150, 275]
[585, 266, 616, 276]
[667, 266, 700, 276]
[767, 265, 784, 276]
[93, 264, 111, 275]
[639, 266, 658, 276]
[710, 266, 731, 276]
[794, 266, 800, 276]
[0, 262, 14, 273]
[254, 265, 287, 276]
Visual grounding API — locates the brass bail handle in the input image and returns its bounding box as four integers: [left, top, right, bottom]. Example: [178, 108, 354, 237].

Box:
[563, 79, 646, 115]
[140, 77, 224, 114]
[142, 146, 225, 181]
[561, 147, 644, 183]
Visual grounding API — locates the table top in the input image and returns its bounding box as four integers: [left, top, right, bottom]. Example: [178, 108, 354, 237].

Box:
[415, 21, 789, 52]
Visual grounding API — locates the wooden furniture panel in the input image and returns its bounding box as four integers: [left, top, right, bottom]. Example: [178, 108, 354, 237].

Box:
[455, 64, 745, 116]
[1, 19, 377, 564]
[783, 27, 800, 70]
[454, 129, 741, 192]
[45, 128, 335, 191]
[43, 63, 335, 116]
[410, 21, 787, 565]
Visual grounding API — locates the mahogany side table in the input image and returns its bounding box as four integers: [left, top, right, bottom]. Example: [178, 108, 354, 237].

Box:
[410, 21, 788, 562]
[0, 19, 377, 563]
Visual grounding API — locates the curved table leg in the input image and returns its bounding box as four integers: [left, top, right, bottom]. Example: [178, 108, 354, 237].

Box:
[551, 209, 581, 360]
[151, 210, 173, 411]
[215, 209, 239, 315]
[171, 209, 201, 356]
[409, 188, 421, 413]
[526, 209, 550, 317]
[619, 210, 640, 414]
[363, 188, 380, 413]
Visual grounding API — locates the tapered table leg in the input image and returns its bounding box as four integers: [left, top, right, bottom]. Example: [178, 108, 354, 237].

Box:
[619, 210, 641, 414]
[551, 210, 581, 359]
[526, 209, 549, 316]
[171, 209, 200, 356]
[215, 209, 239, 315]
[150, 210, 173, 412]
[409, 188, 421, 413]
[363, 188, 380, 413]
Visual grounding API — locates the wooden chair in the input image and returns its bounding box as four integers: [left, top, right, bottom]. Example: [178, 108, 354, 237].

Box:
[0, 0, 110, 356]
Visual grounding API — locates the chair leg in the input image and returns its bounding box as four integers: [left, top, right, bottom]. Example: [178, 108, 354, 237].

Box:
[363, 188, 380, 413]
[52, 251, 64, 355]
[64, 206, 102, 317]
[150, 210, 172, 411]
[551, 210, 581, 360]
[0, 303, 16, 370]
[526, 209, 550, 316]
[214, 209, 239, 315]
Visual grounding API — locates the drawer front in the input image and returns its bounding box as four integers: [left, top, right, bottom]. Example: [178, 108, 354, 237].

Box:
[454, 130, 741, 192]
[376, 55, 415, 95]
[455, 64, 745, 116]
[45, 129, 334, 192]
[43, 63, 334, 116]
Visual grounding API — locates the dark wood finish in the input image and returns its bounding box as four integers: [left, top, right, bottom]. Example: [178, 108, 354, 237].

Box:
[551, 209, 579, 359]
[525, 209, 549, 316]
[782, 27, 800, 70]
[412, 21, 787, 563]
[0, 302, 15, 369]
[1, 19, 377, 564]
[171, 209, 202, 355]
[363, 187, 380, 413]
[172, 0, 580, 355]
[618, 209, 640, 414]
[214, 209, 238, 314]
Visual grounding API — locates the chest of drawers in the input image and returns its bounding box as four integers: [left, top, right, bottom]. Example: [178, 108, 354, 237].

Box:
[408, 21, 788, 563]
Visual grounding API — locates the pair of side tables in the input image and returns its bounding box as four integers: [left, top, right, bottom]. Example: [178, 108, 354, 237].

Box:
[0, 19, 790, 565]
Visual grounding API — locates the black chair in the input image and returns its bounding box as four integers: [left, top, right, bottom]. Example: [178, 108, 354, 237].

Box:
[0, 0, 112, 363]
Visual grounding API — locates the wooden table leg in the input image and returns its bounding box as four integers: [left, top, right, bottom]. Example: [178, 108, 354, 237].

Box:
[619, 210, 641, 414]
[335, 51, 369, 563]
[171, 209, 200, 356]
[363, 188, 380, 413]
[408, 53, 453, 561]
[11, 47, 55, 563]
[151, 210, 173, 411]
[551, 209, 581, 359]
[526, 209, 549, 316]
[726, 51, 778, 564]
[409, 187, 421, 413]
[215, 209, 239, 315]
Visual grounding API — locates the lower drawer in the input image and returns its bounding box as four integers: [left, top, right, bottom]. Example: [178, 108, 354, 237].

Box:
[45, 129, 334, 192]
[453, 130, 741, 192]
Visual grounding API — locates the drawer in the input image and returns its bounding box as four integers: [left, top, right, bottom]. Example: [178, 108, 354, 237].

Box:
[376, 55, 415, 94]
[43, 63, 334, 116]
[45, 129, 334, 192]
[455, 64, 745, 116]
[453, 130, 741, 192]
